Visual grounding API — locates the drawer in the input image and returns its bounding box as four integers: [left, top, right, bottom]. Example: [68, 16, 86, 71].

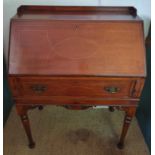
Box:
[9, 77, 138, 98]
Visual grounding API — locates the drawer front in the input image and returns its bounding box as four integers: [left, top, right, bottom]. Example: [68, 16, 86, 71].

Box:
[9, 77, 137, 98]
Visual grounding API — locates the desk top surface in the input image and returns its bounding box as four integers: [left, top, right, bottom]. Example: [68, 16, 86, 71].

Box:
[8, 6, 146, 77]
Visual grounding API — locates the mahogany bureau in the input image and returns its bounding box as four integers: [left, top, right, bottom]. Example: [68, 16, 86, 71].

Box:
[8, 6, 146, 149]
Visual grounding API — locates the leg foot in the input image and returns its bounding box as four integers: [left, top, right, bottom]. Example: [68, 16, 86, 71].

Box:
[117, 142, 124, 149]
[29, 142, 35, 149]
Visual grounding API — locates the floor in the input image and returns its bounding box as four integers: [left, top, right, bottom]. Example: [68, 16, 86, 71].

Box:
[4, 106, 149, 155]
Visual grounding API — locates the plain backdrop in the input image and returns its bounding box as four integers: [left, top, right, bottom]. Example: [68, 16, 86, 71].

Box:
[3, 0, 151, 63]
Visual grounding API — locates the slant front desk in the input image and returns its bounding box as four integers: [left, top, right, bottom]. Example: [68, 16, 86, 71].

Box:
[8, 6, 146, 149]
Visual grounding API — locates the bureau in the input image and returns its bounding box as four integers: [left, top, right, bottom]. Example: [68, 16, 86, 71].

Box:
[8, 5, 146, 149]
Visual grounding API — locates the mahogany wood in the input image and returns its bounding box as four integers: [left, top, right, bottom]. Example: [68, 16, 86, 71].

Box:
[16, 105, 35, 148]
[17, 6, 137, 16]
[9, 19, 146, 77]
[8, 6, 146, 149]
[9, 77, 142, 98]
[117, 106, 137, 149]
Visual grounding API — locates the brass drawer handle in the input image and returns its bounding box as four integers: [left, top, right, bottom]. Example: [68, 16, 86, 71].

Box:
[31, 84, 47, 94]
[104, 87, 120, 94]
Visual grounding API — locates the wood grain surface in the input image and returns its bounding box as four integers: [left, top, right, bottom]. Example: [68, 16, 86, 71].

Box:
[9, 17, 146, 77]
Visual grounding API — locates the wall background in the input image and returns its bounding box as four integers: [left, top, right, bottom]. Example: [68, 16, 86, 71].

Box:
[3, 0, 151, 62]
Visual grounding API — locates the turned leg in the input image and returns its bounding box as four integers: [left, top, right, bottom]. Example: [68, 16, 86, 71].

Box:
[20, 114, 35, 148]
[16, 105, 35, 148]
[117, 106, 136, 149]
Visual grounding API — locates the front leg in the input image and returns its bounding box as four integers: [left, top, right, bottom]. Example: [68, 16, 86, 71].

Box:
[16, 105, 35, 148]
[117, 106, 137, 149]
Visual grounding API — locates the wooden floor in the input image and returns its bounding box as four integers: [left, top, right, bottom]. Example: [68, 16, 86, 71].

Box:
[4, 106, 149, 155]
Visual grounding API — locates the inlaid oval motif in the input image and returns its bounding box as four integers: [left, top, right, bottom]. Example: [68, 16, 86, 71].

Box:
[52, 37, 99, 60]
